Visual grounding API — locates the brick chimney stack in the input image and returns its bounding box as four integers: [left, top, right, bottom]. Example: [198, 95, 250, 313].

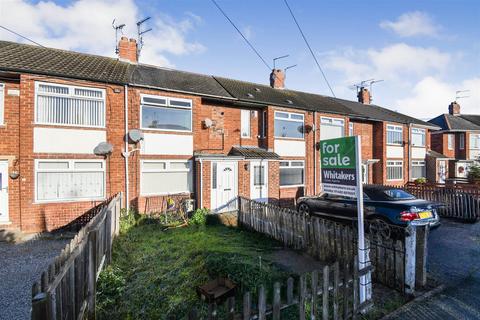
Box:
[448, 101, 461, 115]
[118, 36, 138, 63]
[357, 87, 371, 104]
[270, 69, 285, 89]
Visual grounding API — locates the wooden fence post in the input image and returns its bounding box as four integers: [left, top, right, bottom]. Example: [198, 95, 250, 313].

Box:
[243, 292, 251, 320]
[404, 225, 417, 295]
[87, 230, 98, 319]
[32, 292, 48, 320]
[415, 225, 429, 288]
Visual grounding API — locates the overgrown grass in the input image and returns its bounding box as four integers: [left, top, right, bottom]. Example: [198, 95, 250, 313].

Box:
[96, 216, 292, 319]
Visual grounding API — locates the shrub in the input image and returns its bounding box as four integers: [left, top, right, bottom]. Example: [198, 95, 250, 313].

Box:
[468, 164, 480, 182]
[414, 177, 427, 184]
[96, 266, 126, 318]
[189, 208, 208, 226]
[120, 208, 140, 233]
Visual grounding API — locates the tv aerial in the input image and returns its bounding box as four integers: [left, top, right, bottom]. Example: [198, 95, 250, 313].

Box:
[352, 79, 384, 102]
[137, 17, 153, 58]
[455, 90, 470, 101]
[112, 19, 126, 55]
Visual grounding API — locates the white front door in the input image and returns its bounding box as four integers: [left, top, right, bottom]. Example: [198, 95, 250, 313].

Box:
[211, 161, 238, 213]
[0, 161, 9, 222]
[250, 160, 268, 202]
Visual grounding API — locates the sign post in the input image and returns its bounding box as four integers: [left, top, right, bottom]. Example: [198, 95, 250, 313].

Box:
[320, 136, 372, 306]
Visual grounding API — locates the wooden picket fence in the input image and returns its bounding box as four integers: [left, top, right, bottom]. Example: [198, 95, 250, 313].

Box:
[189, 259, 371, 320]
[31, 193, 122, 320]
[238, 197, 427, 294]
[403, 182, 480, 221]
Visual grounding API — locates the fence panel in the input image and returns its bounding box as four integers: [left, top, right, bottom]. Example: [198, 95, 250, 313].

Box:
[31, 193, 122, 320]
[403, 182, 480, 221]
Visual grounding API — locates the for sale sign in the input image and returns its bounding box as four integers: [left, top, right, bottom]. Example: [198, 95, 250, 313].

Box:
[320, 136, 357, 197]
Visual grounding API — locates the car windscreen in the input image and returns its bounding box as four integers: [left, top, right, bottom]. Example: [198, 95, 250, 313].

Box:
[383, 189, 416, 200]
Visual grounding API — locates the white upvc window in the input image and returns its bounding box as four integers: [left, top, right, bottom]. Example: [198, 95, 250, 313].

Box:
[386, 124, 403, 145]
[35, 159, 105, 203]
[141, 94, 192, 132]
[411, 128, 426, 147]
[349, 122, 354, 136]
[470, 134, 480, 149]
[447, 134, 454, 150]
[411, 160, 426, 179]
[141, 160, 193, 196]
[241, 110, 251, 138]
[0, 83, 4, 125]
[274, 111, 304, 139]
[459, 133, 465, 150]
[35, 82, 106, 128]
[320, 117, 345, 140]
[279, 160, 304, 187]
[386, 160, 403, 181]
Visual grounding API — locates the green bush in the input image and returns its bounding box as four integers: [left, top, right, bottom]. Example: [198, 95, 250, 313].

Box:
[468, 164, 480, 181]
[414, 177, 427, 184]
[190, 208, 208, 226]
[96, 266, 126, 318]
[120, 208, 140, 233]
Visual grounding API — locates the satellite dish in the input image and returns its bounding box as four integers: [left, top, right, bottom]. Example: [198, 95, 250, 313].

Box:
[94, 142, 113, 156]
[203, 118, 213, 128]
[128, 129, 144, 143]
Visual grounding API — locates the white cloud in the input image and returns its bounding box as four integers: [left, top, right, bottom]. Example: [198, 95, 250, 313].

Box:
[380, 11, 440, 37]
[0, 0, 205, 67]
[396, 77, 480, 119]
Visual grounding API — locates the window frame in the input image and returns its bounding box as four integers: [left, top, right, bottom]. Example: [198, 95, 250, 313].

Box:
[349, 122, 354, 136]
[0, 83, 4, 125]
[279, 160, 305, 187]
[241, 109, 251, 138]
[459, 133, 465, 150]
[386, 124, 403, 146]
[447, 134, 454, 150]
[470, 133, 480, 150]
[140, 94, 193, 133]
[411, 128, 426, 147]
[320, 116, 345, 140]
[140, 159, 193, 196]
[411, 160, 426, 180]
[274, 111, 305, 139]
[34, 81, 106, 128]
[386, 160, 404, 181]
[34, 159, 106, 203]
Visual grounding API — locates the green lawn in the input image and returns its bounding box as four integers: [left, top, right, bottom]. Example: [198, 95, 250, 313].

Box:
[96, 218, 293, 319]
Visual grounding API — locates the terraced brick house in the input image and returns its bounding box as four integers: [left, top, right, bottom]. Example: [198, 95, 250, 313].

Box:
[428, 102, 480, 182]
[0, 38, 439, 232]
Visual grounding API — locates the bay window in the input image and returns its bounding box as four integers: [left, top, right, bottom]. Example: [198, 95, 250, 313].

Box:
[35, 159, 105, 202]
[387, 125, 403, 145]
[320, 117, 345, 140]
[411, 160, 426, 179]
[386, 160, 403, 181]
[274, 111, 304, 139]
[141, 160, 193, 195]
[279, 161, 304, 186]
[35, 82, 105, 127]
[411, 128, 425, 147]
[141, 95, 192, 132]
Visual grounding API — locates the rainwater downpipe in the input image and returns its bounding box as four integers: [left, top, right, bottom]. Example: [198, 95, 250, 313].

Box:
[313, 112, 317, 195]
[124, 85, 129, 211]
[199, 158, 203, 209]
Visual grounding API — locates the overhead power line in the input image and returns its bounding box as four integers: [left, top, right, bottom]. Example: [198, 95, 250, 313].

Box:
[210, 0, 271, 70]
[0, 25, 45, 47]
[283, 0, 335, 97]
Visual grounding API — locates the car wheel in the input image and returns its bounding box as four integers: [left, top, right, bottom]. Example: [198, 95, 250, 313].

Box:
[298, 203, 311, 216]
[368, 218, 391, 240]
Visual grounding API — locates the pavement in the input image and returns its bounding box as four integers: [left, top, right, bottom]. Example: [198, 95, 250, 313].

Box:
[0, 238, 68, 320]
[385, 219, 480, 319]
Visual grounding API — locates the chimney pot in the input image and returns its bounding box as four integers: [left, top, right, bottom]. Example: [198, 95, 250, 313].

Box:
[270, 69, 285, 89]
[448, 101, 461, 115]
[357, 87, 371, 104]
[118, 37, 138, 63]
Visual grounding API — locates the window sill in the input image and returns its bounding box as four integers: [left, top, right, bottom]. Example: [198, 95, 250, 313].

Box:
[274, 137, 305, 141]
[34, 123, 106, 130]
[34, 197, 106, 204]
[0, 220, 12, 225]
[386, 144, 403, 147]
[280, 185, 305, 189]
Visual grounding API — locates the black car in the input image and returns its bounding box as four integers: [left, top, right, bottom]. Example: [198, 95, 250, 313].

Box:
[297, 185, 440, 230]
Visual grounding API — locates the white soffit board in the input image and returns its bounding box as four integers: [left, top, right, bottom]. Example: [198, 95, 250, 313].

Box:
[34, 127, 106, 154]
[386, 146, 404, 158]
[274, 139, 306, 157]
[411, 147, 426, 159]
[141, 133, 193, 155]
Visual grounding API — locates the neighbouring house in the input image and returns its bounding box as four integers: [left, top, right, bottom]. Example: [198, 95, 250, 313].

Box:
[0, 38, 439, 232]
[429, 101, 480, 182]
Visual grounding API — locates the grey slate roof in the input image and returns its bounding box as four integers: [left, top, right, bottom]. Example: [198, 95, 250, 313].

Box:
[229, 146, 280, 159]
[459, 114, 480, 127]
[428, 114, 480, 131]
[130, 64, 232, 98]
[0, 40, 132, 84]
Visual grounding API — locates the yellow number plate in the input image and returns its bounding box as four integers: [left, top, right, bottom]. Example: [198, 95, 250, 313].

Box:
[419, 211, 432, 219]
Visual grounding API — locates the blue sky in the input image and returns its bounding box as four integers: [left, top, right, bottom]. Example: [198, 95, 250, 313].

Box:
[1, 0, 479, 118]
